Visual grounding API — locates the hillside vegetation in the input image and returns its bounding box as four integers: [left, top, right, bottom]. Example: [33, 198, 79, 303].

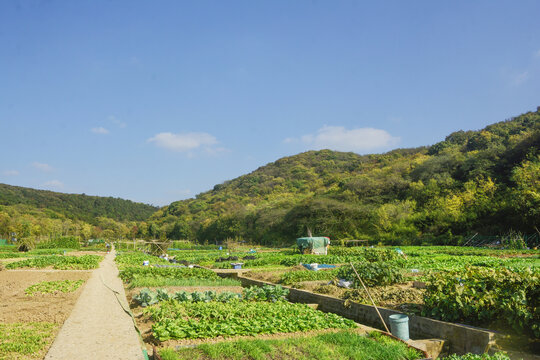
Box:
[0, 184, 157, 223]
[0, 184, 157, 241]
[151, 109, 540, 245]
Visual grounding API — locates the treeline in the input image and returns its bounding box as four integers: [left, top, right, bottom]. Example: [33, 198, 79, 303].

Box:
[0, 184, 158, 223]
[0, 204, 153, 241]
[150, 109, 540, 245]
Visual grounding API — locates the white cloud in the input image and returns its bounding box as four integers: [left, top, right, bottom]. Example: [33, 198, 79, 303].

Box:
[32, 162, 53, 172]
[287, 126, 400, 152]
[108, 115, 127, 128]
[3, 170, 19, 176]
[534, 49, 540, 58]
[42, 180, 64, 189]
[511, 71, 529, 86]
[91, 127, 110, 134]
[148, 132, 218, 152]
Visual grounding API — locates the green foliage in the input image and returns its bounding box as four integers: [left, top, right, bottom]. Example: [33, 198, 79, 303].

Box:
[134, 288, 159, 307]
[163, 330, 422, 360]
[145, 301, 357, 341]
[36, 236, 80, 249]
[0, 322, 56, 359]
[134, 285, 287, 307]
[25, 279, 84, 296]
[118, 266, 219, 283]
[336, 262, 404, 287]
[115, 252, 170, 266]
[441, 353, 511, 360]
[0, 183, 158, 223]
[151, 109, 540, 245]
[6, 254, 102, 270]
[128, 276, 240, 288]
[501, 231, 527, 250]
[242, 285, 289, 302]
[422, 267, 540, 338]
[134, 288, 242, 307]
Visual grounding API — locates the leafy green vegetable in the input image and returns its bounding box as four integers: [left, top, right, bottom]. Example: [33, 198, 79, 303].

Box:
[25, 280, 85, 296]
[6, 255, 102, 270]
[0, 322, 56, 359]
[145, 301, 357, 341]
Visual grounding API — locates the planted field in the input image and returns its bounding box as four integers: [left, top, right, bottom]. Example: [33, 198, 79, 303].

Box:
[117, 252, 424, 359]
[0, 268, 91, 359]
[158, 330, 423, 360]
[218, 245, 540, 351]
[147, 300, 356, 341]
[119, 264, 241, 288]
[6, 254, 102, 270]
[25, 279, 85, 296]
[0, 322, 57, 360]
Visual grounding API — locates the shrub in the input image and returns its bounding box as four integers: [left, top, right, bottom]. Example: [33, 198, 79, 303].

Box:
[336, 262, 404, 287]
[36, 236, 80, 249]
[422, 267, 540, 338]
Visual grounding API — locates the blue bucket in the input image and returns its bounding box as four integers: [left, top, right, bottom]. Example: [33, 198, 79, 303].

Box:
[388, 314, 409, 341]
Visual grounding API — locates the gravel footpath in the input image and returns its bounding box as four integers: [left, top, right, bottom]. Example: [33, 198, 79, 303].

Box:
[45, 250, 145, 360]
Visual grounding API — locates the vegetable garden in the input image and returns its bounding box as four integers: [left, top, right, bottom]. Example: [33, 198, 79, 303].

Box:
[143, 244, 539, 357]
[2, 239, 537, 359]
[0, 242, 101, 359]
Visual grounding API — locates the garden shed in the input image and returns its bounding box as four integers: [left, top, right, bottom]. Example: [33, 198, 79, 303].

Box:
[296, 236, 330, 255]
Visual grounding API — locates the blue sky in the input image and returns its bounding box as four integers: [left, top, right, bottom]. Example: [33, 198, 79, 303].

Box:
[1, 1, 539, 206]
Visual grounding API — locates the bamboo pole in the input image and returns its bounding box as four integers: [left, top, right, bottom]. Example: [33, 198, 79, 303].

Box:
[350, 262, 390, 333]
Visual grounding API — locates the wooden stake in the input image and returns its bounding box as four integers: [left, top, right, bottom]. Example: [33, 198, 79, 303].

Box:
[350, 262, 390, 333]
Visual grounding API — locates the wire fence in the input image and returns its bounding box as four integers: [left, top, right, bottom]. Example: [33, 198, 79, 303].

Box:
[465, 233, 540, 248]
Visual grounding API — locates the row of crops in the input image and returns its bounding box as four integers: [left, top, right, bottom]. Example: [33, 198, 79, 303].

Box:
[115, 251, 430, 359]
[0, 243, 103, 270]
[0, 243, 97, 360]
[147, 246, 539, 345]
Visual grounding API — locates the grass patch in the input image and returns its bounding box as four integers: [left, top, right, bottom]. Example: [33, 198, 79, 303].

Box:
[25, 279, 85, 296]
[0, 322, 57, 359]
[129, 277, 241, 288]
[0, 249, 71, 259]
[160, 330, 422, 360]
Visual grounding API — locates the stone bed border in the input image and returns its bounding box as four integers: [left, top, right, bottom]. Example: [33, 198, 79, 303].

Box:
[235, 274, 495, 354]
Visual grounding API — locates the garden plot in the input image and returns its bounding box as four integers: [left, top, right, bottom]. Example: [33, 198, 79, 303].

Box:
[116, 252, 428, 359]
[237, 246, 539, 355]
[0, 269, 91, 359]
[157, 329, 423, 360]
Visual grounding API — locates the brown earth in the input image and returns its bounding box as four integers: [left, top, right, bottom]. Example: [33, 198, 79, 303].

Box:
[244, 266, 301, 284]
[0, 270, 91, 323]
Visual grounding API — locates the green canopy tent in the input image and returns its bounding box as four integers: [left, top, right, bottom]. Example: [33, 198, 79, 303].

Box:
[296, 237, 330, 255]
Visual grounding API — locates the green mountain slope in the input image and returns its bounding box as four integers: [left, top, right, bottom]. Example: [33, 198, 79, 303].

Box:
[0, 184, 158, 224]
[152, 109, 540, 244]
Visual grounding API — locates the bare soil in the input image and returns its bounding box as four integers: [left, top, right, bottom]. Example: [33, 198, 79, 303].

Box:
[0, 270, 91, 323]
[244, 266, 299, 284]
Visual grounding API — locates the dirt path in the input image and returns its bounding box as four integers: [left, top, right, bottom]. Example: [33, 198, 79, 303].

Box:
[44, 250, 145, 360]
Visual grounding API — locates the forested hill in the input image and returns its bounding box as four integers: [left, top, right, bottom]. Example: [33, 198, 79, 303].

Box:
[151, 109, 540, 245]
[0, 183, 158, 223]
